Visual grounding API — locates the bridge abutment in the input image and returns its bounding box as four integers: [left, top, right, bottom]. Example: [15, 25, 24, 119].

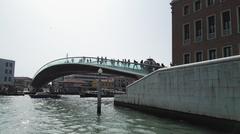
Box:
[114, 55, 240, 131]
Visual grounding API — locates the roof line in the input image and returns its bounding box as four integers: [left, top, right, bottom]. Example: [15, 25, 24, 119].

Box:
[170, 0, 180, 5]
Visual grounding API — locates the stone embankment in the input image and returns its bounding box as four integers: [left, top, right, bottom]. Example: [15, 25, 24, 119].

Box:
[115, 55, 240, 130]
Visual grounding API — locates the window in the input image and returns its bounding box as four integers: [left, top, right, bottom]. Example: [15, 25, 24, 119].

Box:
[9, 70, 12, 74]
[207, 15, 216, 39]
[5, 62, 8, 67]
[183, 5, 190, 16]
[183, 53, 191, 64]
[8, 77, 11, 82]
[194, 19, 202, 42]
[194, 0, 201, 12]
[183, 23, 190, 44]
[220, 0, 225, 3]
[5, 69, 8, 74]
[223, 46, 232, 57]
[4, 77, 7, 82]
[206, 0, 215, 7]
[9, 63, 12, 67]
[237, 6, 240, 33]
[209, 49, 217, 60]
[196, 51, 203, 62]
[221, 10, 232, 36]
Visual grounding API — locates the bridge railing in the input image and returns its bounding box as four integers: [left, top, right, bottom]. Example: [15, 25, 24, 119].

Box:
[33, 57, 160, 78]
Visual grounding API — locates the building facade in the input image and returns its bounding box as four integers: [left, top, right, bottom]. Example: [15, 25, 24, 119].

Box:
[57, 80, 87, 94]
[52, 74, 110, 94]
[0, 58, 15, 87]
[171, 0, 240, 65]
[91, 78, 114, 90]
[14, 77, 32, 92]
[114, 76, 135, 92]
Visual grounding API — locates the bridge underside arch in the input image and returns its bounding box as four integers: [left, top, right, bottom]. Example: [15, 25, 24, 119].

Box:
[31, 64, 142, 88]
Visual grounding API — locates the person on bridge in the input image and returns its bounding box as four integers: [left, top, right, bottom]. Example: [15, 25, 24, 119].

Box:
[161, 63, 165, 68]
[105, 57, 107, 64]
[111, 59, 115, 66]
[100, 57, 103, 64]
[117, 59, 120, 66]
[133, 60, 138, 69]
[121, 59, 125, 67]
[97, 56, 99, 64]
[155, 63, 161, 70]
[83, 57, 86, 63]
[140, 60, 144, 69]
[127, 59, 130, 67]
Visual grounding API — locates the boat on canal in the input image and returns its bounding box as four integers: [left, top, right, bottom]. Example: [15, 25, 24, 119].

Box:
[80, 90, 114, 98]
[29, 92, 61, 99]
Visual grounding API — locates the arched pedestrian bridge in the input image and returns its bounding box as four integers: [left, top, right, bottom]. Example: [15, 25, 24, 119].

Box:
[31, 57, 160, 88]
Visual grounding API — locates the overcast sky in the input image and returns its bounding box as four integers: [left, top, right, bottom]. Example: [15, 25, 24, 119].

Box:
[0, 0, 172, 78]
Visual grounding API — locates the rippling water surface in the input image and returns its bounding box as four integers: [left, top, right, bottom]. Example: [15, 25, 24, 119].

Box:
[0, 96, 223, 134]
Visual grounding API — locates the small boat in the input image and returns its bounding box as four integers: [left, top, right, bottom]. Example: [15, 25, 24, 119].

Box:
[80, 91, 114, 98]
[29, 92, 61, 99]
[0, 92, 24, 96]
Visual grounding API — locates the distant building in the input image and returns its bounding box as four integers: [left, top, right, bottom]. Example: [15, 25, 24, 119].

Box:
[91, 78, 114, 90]
[57, 79, 88, 94]
[114, 76, 135, 92]
[52, 77, 64, 92]
[52, 74, 136, 93]
[52, 74, 107, 94]
[171, 0, 240, 65]
[0, 58, 15, 88]
[14, 77, 32, 92]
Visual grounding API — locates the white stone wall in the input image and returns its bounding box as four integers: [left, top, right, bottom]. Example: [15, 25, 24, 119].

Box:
[115, 56, 240, 121]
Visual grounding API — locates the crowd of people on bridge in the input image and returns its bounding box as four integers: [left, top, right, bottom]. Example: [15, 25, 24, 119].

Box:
[95, 56, 165, 71]
[65, 56, 167, 73]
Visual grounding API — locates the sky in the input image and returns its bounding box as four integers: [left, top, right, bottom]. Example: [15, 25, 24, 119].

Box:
[0, 0, 172, 78]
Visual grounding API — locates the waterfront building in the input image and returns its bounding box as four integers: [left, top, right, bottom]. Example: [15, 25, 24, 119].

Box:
[14, 77, 32, 92]
[91, 78, 114, 90]
[171, 0, 240, 65]
[113, 76, 135, 92]
[57, 79, 87, 94]
[51, 74, 135, 93]
[52, 77, 64, 92]
[52, 74, 109, 94]
[0, 58, 15, 90]
[52, 76, 88, 94]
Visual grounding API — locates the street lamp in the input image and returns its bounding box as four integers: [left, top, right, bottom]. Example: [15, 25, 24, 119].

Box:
[97, 68, 103, 116]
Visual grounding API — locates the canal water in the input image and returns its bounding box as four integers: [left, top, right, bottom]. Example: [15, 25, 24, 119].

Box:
[0, 95, 224, 134]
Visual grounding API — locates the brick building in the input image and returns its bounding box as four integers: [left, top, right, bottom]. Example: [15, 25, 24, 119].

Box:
[171, 0, 240, 65]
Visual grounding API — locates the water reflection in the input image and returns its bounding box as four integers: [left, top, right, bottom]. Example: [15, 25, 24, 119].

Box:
[0, 96, 225, 134]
